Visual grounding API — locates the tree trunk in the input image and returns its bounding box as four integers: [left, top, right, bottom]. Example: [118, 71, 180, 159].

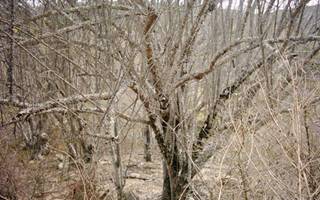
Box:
[143, 125, 152, 162]
[110, 115, 124, 200]
[162, 161, 171, 200]
[161, 164, 189, 200]
[161, 140, 189, 200]
[6, 0, 14, 99]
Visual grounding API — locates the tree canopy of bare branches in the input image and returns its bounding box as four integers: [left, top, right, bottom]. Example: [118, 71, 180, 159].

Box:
[1, 0, 320, 199]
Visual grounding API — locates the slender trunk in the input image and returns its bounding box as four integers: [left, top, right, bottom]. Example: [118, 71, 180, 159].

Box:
[143, 125, 152, 162]
[6, 0, 14, 99]
[110, 115, 124, 200]
[162, 161, 171, 200]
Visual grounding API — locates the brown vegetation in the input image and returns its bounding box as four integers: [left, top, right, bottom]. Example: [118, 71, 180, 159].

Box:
[0, 0, 320, 200]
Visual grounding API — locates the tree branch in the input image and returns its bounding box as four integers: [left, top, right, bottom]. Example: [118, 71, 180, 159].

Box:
[173, 36, 320, 89]
[21, 3, 131, 24]
[14, 93, 112, 119]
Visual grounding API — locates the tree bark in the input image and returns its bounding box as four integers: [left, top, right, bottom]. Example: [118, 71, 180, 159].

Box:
[110, 114, 124, 200]
[143, 125, 152, 162]
[161, 139, 189, 200]
[6, 0, 14, 99]
[161, 164, 189, 200]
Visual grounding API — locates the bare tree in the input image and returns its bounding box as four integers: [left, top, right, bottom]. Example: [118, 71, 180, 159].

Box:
[0, 0, 319, 200]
